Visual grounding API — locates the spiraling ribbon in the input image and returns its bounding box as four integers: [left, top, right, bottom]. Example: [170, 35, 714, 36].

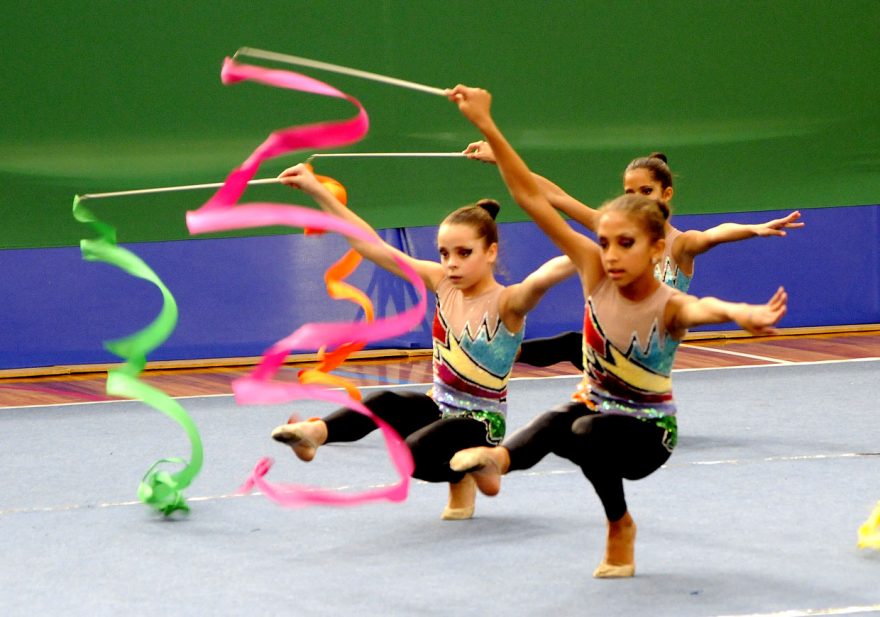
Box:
[72, 197, 203, 516]
[299, 247, 375, 401]
[295, 166, 374, 401]
[858, 501, 880, 549]
[186, 58, 427, 506]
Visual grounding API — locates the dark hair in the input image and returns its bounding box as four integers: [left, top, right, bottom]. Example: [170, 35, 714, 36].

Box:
[441, 198, 500, 247]
[625, 152, 673, 190]
[598, 194, 668, 242]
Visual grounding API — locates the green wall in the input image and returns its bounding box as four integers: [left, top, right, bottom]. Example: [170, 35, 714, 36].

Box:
[3, 0, 878, 249]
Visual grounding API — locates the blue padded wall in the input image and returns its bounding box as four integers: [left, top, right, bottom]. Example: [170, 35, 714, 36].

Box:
[1, 206, 877, 369]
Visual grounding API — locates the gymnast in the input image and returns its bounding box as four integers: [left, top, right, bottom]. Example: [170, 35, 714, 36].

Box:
[465, 142, 802, 370]
[447, 84, 788, 577]
[271, 162, 575, 520]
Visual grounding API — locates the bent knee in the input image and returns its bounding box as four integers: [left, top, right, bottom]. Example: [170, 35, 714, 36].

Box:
[571, 414, 595, 436]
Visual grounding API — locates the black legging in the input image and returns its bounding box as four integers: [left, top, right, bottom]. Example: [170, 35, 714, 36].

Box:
[323, 390, 497, 484]
[516, 331, 584, 371]
[504, 401, 672, 521]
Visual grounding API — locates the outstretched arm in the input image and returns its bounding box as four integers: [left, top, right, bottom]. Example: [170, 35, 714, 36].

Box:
[677, 211, 804, 258]
[450, 86, 603, 287]
[501, 256, 578, 324]
[667, 287, 788, 338]
[464, 140, 600, 231]
[278, 164, 444, 290]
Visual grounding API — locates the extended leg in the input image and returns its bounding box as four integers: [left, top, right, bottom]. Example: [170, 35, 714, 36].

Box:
[449, 445, 509, 497]
[451, 402, 588, 495]
[272, 390, 440, 461]
[271, 418, 328, 462]
[516, 331, 584, 371]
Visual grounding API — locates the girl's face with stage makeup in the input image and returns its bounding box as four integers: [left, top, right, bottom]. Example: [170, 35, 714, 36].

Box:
[597, 210, 664, 290]
[623, 168, 674, 205]
[437, 223, 497, 292]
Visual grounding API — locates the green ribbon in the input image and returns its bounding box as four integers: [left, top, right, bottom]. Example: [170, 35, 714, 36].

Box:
[73, 196, 203, 516]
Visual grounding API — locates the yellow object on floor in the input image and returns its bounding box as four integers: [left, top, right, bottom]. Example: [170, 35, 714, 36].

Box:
[857, 501, 880, 549]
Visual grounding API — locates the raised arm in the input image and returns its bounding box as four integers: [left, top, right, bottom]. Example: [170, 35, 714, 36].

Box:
[666, 286, 788, 339]
[278, 164, 444, 291]
[450, 86, 603, 286]
[464, 140, 600, 231]
[676, 211, 803, 259]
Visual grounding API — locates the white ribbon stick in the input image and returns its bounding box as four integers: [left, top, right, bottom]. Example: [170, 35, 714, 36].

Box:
[78, 178, 281, 201]
[233, 47, 448, 97]
[307, 152, 464, 162]
[78, 154, 465, 200]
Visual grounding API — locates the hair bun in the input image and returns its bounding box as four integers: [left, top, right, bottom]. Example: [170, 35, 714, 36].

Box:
[648, 152, 668, 164]
[476, 198, 501, 220]
[655, 199, 671, 220]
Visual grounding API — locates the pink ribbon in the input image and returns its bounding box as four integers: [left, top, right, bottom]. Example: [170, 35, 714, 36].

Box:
[186, 58, 427, 506]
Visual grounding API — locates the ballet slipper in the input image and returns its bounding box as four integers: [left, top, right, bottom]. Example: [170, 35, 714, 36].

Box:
[440, 505, 474, 520]
[271, 417, 327, 462]
[593, 513, 637, 579]
[592, 561, 635, 578]
[449, 447, 508, 497]
[441, 474, 476, 520]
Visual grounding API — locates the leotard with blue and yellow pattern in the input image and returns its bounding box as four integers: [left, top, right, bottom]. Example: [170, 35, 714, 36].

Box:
[655, 226, 692, 292]
[431, 278, 524, 444]
[573, 278, 683, 450]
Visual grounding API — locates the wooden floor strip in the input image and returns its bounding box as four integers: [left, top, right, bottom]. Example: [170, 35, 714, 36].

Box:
[1, 331, 878, 408]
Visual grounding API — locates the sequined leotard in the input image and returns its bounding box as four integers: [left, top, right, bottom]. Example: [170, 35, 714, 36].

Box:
[319, 276, 523, 483]
[515, 225, 691, 370]
[573, 277, 680, 449]
[503, 277, 684, 521]
[432, 277, 524, 443]
[655, 226, 692, 292]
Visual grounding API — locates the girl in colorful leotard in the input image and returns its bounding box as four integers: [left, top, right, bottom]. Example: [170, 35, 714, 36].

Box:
[272, 163, 575, 520]
[464, 143, 801, 370]
[447, 85, 788, 577]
